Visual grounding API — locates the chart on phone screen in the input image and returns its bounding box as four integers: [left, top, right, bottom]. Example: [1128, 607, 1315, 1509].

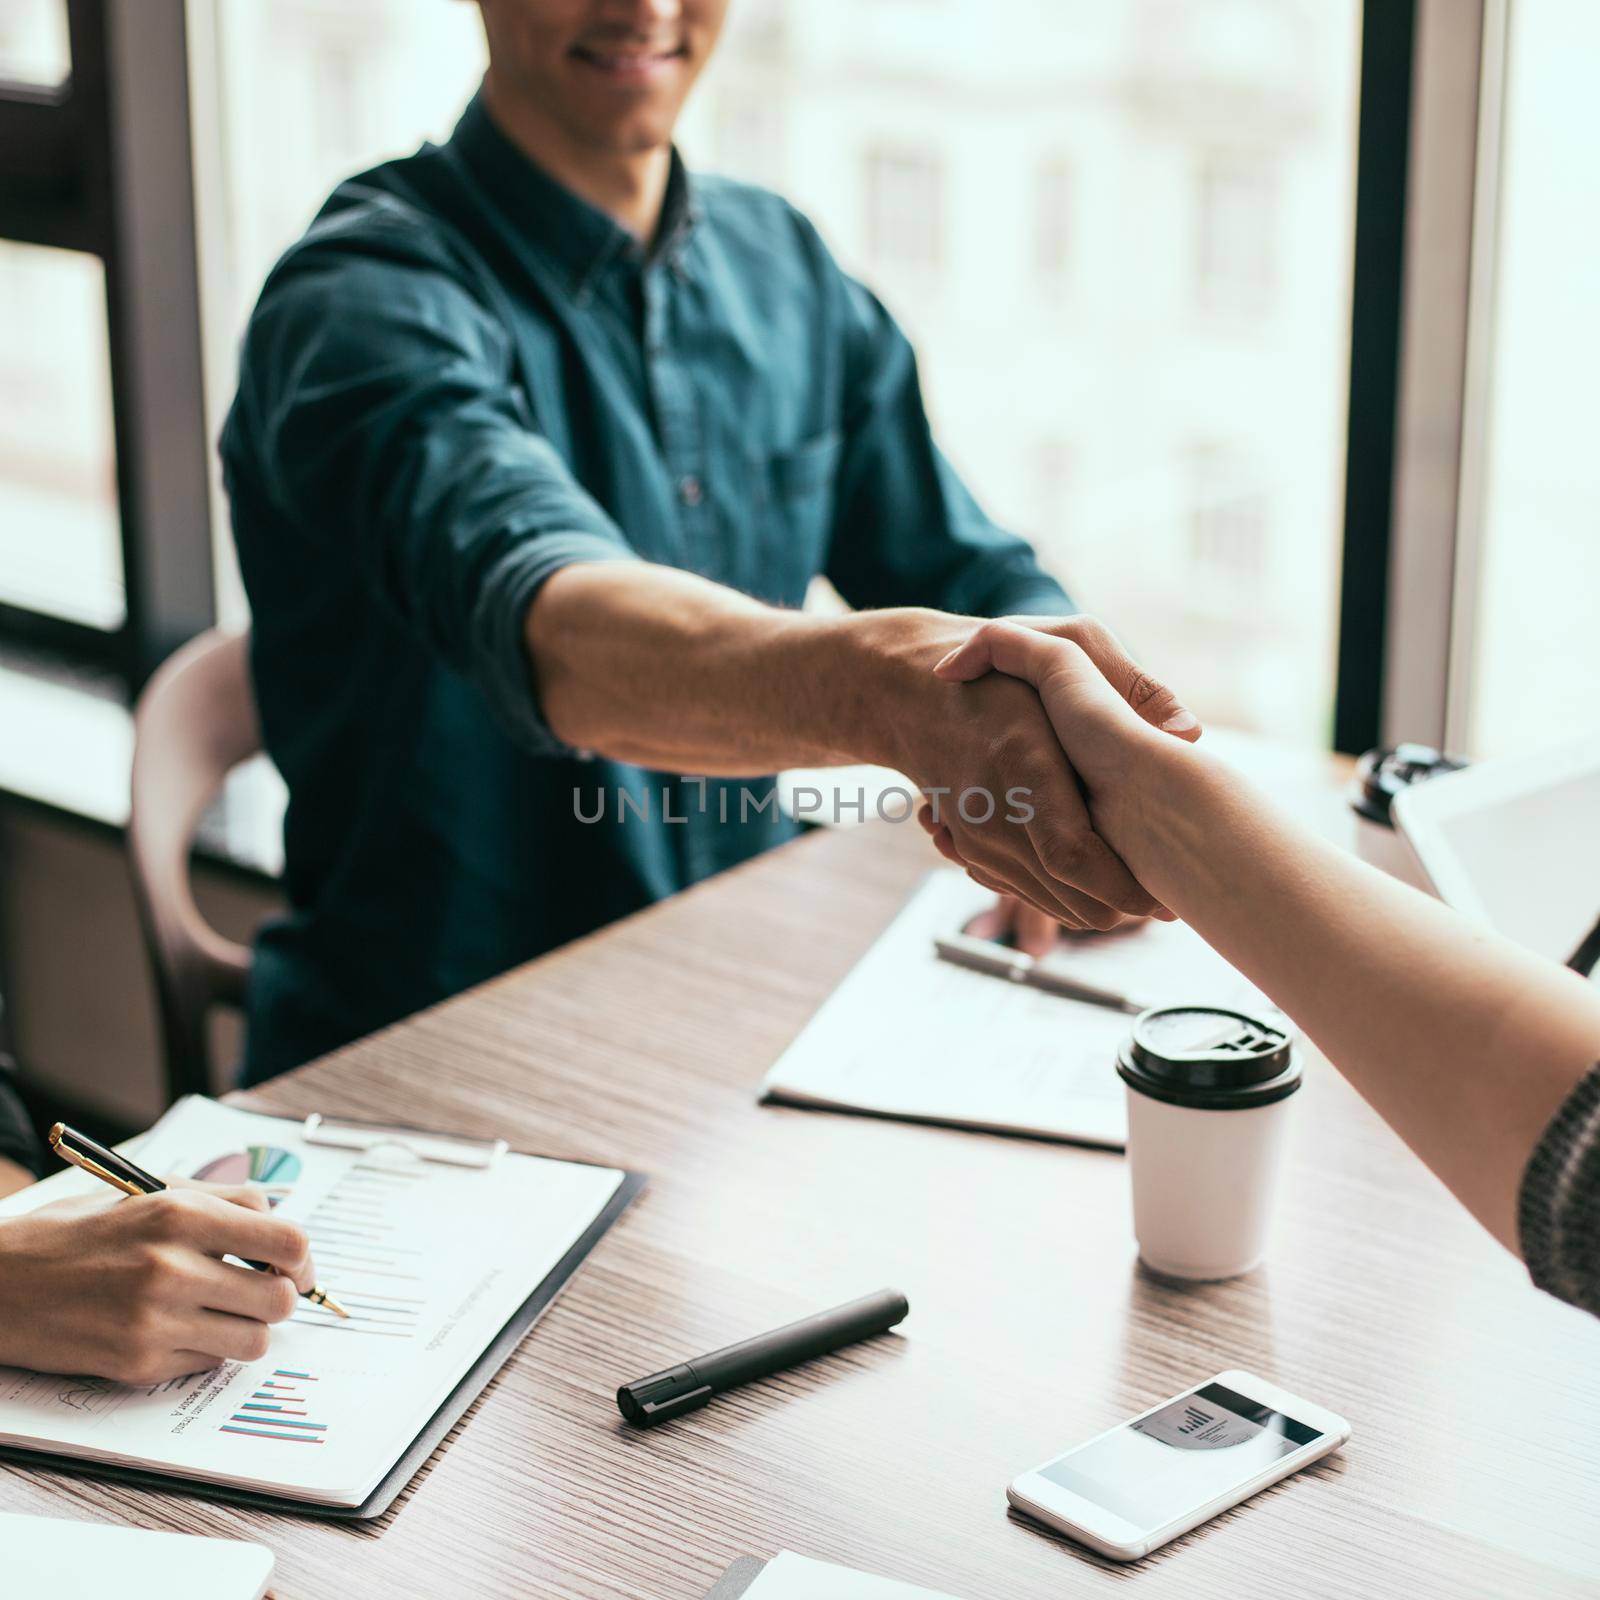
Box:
[0, 1096, 624, 1505]
[1133, 1394, 1272, 1451]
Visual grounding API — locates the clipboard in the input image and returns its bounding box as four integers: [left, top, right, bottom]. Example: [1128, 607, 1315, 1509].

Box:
[0, 1125, 646, 1523]
[705, 1556, 769, 1598]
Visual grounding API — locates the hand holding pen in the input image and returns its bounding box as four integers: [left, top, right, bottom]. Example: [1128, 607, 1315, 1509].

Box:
[1, 1123, 349, 1383]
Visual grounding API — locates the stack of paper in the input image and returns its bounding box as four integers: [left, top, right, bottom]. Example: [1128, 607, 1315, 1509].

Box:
[762, 871, 1273, 1148]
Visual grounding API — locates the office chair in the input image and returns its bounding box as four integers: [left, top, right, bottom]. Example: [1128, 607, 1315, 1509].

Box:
[128, 628, 260, 1104]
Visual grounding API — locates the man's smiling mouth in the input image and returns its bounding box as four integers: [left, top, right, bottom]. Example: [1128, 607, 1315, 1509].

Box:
[570, 42, 687, 78]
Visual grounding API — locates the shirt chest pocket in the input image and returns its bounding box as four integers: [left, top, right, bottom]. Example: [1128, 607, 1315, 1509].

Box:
[750, 429, 843, 606]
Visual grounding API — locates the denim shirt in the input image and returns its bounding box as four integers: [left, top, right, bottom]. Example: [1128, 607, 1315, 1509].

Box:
[221, 93, 1071, 1082]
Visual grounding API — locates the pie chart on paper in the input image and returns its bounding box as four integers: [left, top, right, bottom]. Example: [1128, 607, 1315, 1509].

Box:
[192, 1144, 302, 1194]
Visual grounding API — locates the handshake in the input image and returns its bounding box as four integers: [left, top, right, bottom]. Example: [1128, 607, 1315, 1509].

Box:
[534, 565, 1200, 944]
[862, 613, 1203, 941]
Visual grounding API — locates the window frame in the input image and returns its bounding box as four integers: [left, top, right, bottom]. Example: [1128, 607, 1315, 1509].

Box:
[1335, 0, 1507, 755]
[0, 0, 214, 696]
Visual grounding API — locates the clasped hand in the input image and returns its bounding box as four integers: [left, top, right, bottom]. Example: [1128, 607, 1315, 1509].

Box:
[899, 615, 1197, 932]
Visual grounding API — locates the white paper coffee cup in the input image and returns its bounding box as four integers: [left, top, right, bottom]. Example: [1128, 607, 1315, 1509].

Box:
[1116, 1006, 1302, 1281]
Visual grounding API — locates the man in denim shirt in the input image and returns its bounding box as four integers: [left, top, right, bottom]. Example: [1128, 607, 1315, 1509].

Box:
[222, 0, 1194, 1080]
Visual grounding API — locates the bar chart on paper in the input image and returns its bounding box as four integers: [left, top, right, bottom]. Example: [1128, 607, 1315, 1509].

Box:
[221, 1370, 330, 1443]
[0, 1096, 628, 1506]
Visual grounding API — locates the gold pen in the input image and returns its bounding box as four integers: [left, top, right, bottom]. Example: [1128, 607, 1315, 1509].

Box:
[49, 1122, 350, 1319]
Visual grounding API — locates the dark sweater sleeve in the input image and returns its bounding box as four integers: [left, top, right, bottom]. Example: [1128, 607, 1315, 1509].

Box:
[0, 1074, 42, 1178]
[1519, 1060, 1600, 1318]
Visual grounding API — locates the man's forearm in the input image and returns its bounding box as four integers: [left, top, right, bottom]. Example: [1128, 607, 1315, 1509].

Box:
[527, 560, 970, 775]
[1113, 739, 1600, 1250]
[529, 565, 1170, 928]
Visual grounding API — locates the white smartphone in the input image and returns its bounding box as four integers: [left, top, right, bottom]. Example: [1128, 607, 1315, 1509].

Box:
[1007, 1369, 1350, 1562]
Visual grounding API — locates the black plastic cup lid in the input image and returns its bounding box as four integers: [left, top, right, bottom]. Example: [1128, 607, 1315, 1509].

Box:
[1350, 744, 1469, 825]
[1117, 1006, 1301, 1111]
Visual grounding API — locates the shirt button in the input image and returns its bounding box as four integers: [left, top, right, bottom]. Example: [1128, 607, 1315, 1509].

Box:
[678, 475, 703, 507]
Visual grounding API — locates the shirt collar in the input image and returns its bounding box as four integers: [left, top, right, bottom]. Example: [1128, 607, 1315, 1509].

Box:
[448, 91, 699, 297]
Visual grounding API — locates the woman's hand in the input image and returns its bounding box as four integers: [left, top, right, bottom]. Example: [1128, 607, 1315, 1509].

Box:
[0, 1155, 33, 1200]
[920, 620, 1189, 894]
[0, 1181, 314, 1384]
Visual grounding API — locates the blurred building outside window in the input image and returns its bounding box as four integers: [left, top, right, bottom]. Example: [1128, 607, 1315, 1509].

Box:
[1033, 156, 1075, 299]
[1030, 439, 1076, 565]
[863, 144, 946, 275]
[1188, 443, 1270, 587]
[1195, 154, 1278, 316]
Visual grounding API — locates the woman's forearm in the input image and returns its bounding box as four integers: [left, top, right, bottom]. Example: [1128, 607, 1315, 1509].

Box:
[1115, 739, 1600, 1252]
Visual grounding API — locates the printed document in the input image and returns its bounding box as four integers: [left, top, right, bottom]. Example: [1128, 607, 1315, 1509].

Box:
[0, 1096, 622, 1506]
[762, 871, 1271, 1147]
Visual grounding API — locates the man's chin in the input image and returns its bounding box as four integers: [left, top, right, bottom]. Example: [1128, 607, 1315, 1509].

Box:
[574, 113, 679, 159]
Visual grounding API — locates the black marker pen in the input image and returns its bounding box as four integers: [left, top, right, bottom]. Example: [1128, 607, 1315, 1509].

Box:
[617, 1288, 909, 1426]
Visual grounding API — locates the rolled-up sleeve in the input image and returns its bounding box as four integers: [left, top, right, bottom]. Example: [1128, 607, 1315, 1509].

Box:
[818, 248, 1073, 620]
[1518, 1059, 1600, 1318]
[228, 223, 638, 755]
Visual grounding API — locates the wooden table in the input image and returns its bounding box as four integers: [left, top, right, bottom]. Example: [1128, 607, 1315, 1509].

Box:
[4, 740, 1599, 1598]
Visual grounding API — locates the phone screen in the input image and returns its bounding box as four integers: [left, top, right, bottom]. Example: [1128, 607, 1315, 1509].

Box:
[1039, 1381, 1324, 1536]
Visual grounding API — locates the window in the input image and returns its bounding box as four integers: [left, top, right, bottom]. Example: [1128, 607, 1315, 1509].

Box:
[0, 0, 69, 89]
[1453, 0, 1600, 757]
[1034, 157, 1074, 296]
[0, 1, 215, 689]
[863, 145, 945, 275]
[1196, 154, 1279, 314]
[681, 0, 1359, 745]
[0, 243, 121, 629]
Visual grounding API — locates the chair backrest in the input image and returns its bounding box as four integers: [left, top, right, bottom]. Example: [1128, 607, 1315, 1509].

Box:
[128, 629, 261, 1103]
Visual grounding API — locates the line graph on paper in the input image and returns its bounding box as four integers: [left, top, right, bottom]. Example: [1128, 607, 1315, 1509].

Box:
[290, 1159, 432, 1341]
